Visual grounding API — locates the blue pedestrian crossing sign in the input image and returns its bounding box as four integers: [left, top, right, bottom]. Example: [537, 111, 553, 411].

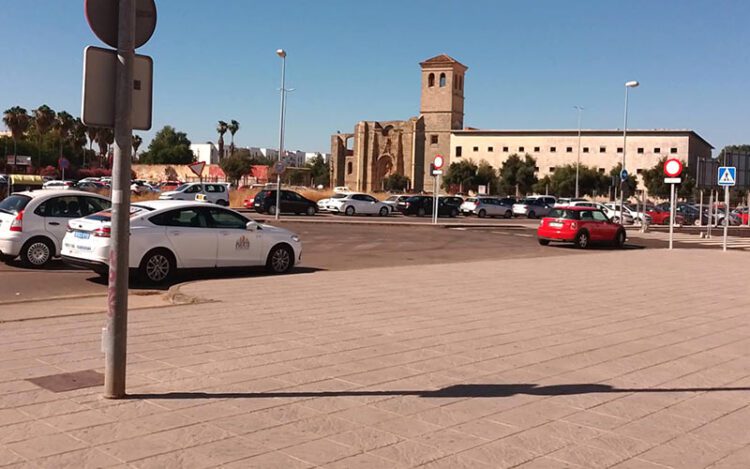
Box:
[718, 166, 736, 186]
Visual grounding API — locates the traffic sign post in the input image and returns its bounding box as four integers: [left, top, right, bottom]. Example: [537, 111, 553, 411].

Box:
[718, 167, 736, 252]
[432, 156, 444, 225]
[59, 157, 70, 181]
[663, 158, 684, 250]
[188, 161, 206, 188]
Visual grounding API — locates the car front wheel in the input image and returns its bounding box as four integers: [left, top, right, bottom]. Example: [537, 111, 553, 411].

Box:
[139, 249, 175, 285]
[266, 244, 294, 274]
[379, 207, 389, 217]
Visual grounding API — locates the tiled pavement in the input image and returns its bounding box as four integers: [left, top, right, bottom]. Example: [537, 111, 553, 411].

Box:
[1, 249, 749, 468]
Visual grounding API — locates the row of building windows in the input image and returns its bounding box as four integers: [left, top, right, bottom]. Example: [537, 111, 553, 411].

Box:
[455, 145, 679, 157]
[547, 167, 646, 175]
[427, 73, 463, 90]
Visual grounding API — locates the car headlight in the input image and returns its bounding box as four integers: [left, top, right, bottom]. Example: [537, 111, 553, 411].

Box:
[291, 235, 300, 243]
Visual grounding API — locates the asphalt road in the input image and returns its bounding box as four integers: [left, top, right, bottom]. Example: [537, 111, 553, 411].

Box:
[0, 221, 674, 303]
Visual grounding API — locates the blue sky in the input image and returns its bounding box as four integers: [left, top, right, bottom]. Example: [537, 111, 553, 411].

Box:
[1, 0, 748, 155]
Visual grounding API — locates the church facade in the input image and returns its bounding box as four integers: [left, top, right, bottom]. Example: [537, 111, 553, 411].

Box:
[330, 55, 467, 193]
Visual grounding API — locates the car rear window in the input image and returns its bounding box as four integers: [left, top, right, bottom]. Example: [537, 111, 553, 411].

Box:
[84, 204, 154, 221]
[548, 209, 579, 219]
[0, 194, 32, 214]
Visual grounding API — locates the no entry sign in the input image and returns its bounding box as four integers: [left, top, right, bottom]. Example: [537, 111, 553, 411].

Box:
[433, 155, 444, 170]
[663, 158, 683, 178]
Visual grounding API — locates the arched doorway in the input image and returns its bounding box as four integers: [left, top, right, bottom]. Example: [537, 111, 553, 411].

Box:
[375, 154, 394, 190]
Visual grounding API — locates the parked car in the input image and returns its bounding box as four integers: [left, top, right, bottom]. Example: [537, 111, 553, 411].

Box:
[131, 180, 159, 195]
[322, 193, 391, 216]
[252, 190, 317, 215]
[383, 195, 411, 212]
[0, 190, 111, 267]
[554, 197, 588, 207]
[75, 181, 108, 192]
[512, 196, 556, 219]
[461, 196, 515, 218]
[537, 206, 626, 249]
[606, 203, 652, 225]
[642, 205, 685, 225]
[158, 182, 230, 206]
[61, 200, 302, 284]
[42, 180, 75, 190]
[401, 196, 460, 217]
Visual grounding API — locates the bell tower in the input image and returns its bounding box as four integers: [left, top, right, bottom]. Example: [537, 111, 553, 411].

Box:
[419, 55, 467, 190]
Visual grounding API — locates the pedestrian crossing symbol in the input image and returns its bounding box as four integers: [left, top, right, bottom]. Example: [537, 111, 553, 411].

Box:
[718, 166, 736, 186]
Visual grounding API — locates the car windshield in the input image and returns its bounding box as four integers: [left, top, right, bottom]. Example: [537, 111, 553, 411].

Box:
[174, 184, 189, 192]
[0, 194, 32, 214]
[332, 193, 348, 199]
[520, 198, 536, 204]
[548, 209, 578, 219]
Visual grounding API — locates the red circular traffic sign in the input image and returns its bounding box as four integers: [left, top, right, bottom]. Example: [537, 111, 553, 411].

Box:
[663, 158, 683, 177]
[85, 0, 157, 49]
[433, 155, 444, 170]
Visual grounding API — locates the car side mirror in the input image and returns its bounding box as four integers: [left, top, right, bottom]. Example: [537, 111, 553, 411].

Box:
[246, 221, 259, 231]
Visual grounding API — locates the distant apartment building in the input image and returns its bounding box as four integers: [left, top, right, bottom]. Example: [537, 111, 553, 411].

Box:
[450, 129, 713, 189]
[190, 142, 219, 165]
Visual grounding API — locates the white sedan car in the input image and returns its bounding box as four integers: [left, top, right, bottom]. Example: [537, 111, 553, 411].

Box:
[61, 200, 302, 284]
[322, 193, 391, 216]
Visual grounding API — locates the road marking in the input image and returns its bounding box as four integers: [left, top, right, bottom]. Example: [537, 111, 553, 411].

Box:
[629, 231, 750, 250]
[513, 233, 534, 237]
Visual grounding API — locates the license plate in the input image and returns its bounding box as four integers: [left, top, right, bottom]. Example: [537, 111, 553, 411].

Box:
[74, 231, 90, 239]
[549, 222, 563, 228]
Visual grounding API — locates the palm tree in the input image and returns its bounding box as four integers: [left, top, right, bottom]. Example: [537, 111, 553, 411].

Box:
[86, 126, 99, 166]
[227, 120, 240, 156]
[33, 105, 55, 168]
[72, 119, 89, 166]
[96, 128, 114, 167]
[53, 111, 75, 166]
[132, 134, 143, 162]
[3, 106, 31, 171]
[217, 120, 228, 160]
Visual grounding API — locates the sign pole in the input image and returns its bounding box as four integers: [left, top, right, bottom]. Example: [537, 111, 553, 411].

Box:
[432, 174, 438, 225]
[669, 183, 675, 250]
[104, 0, 135, 399]
[723, 185, 729, 252]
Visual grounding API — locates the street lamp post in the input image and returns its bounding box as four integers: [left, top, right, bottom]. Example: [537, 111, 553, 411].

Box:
[275, 49, 287, 221]
[574, 106, 584, 198]
[619, 80, 639, 223]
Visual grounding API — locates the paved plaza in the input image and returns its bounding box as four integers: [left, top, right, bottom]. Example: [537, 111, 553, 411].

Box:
[1, 249, 749, 468]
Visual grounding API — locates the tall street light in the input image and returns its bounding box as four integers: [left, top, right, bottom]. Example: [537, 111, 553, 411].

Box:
[619, 80, 639, 222]
[274, 49, 287, 220]
[574, 105, 584, 198]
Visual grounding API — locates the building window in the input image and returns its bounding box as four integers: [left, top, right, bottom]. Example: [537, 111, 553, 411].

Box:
[636, 169, 643, 175]
[347, 162, 353, 175]
[670, 147, 678, 154]
[550, 146, 556, 152]
[428, 73, 435, 87]
[455, 146, 462, 157]
[617, 147, 623, 153]
[549, 167, 556, 173]
[637, 148, 644, 154]
[534, 146, 540, 152]
[488, 146, 494, 152]
[519, 146, 525, 152]
[654, 147, 661, 153]
[598, 168, 605, 174]
[599, 146, 606, 153]
[566, 147, 573, 153]
[458, 75, 463, 90]
[534, 166, 539, 172]
[430, 135, 438, 145]
[503, 146, 509, 152]
[473, 146, 479, 152]
[583, 147, 589, 153]
[439, 73, 446, 87]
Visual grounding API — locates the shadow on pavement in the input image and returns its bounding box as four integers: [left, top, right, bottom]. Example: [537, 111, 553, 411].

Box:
[85, 266, 326, 291]
[126, 383, 750, 400]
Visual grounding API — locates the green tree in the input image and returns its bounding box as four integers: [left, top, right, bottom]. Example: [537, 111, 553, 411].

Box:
[532, 164, 607, 197]
[474, 160, 498, 193]
[219, 151, 252, 185]
[716, 145, 750, 163]
[306, 153, 330, 187]
[442, 159, 478, 192]
[32, 105, 55, 168]
[216, 120, 228, 160]
[3, 106, 31, 169]
[383, 173, 409, 192]
[227, 120, 240, 156]
[499, 153, 538, 195]
[139, 126, 194, 165]
[53, 111, 75, 164]
[96, 127, 114, 166]
[71, 118, 89, 166]
[643, 157, 697, 201]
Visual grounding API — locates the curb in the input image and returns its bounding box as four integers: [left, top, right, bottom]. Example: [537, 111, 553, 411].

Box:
[250, 217, 533, 229]
[0, 292, 107, 306]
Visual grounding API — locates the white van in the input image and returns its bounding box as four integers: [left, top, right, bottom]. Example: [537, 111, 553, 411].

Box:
[158, 182, 230, 206]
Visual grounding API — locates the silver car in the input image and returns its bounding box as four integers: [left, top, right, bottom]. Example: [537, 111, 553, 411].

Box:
[469, 197, 515, 218]
[512, 196, 556, 219]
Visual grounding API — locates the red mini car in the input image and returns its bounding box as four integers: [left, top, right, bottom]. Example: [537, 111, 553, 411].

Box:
[646, 208, 685, 225]
[242, 197, 255, 209]
[537, 206, 626, 249]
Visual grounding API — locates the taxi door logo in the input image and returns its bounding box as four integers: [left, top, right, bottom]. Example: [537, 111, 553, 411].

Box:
[236, 235, 250, 250]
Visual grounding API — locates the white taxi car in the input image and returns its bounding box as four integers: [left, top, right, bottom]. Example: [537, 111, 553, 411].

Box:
[321, 192, 391, 216]
[158, 182, 230, 206]
[61, 200, 302, 284]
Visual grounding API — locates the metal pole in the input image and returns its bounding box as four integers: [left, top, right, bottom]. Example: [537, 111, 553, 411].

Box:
[747, 191, 750, 227]
[669, 183, 675, 250]
[619, 86, 629, 223]
[432, 174, 439, 225]
[275, 52, 286, 221]
[707, 190, 713, 238]
[723, 185, 729, 252]
[575, 106, 583, 198]
[698, 190, 703, 227]
[640, 189, 646, 233]
[104, 0, 135, 399]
